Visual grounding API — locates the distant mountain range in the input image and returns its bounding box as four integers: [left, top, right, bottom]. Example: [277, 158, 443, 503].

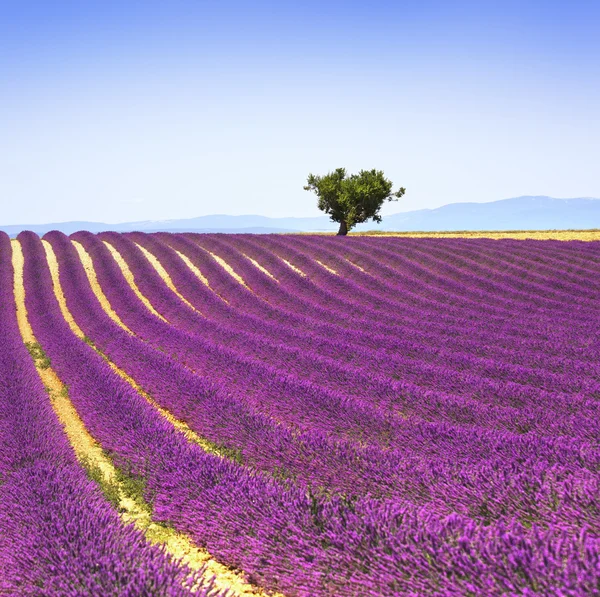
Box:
[2, 196, 599, 237]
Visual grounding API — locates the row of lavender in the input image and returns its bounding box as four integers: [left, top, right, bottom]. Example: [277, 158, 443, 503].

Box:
[120, 232, 600, 426]
[201, 233, 599, 361]
[166, 232, 599, 389]
[46, 229, 595, 528]
[24, 230, 599, 594]
[0, 232, 222, 596]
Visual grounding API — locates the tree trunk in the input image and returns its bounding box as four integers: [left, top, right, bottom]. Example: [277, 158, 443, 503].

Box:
[337, 220, 348, 236]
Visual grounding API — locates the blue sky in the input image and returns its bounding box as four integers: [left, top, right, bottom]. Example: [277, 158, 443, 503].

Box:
[1, 0, 598, 224]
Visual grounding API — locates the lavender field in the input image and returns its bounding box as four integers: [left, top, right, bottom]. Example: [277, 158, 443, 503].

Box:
[1, 230, 599, 596]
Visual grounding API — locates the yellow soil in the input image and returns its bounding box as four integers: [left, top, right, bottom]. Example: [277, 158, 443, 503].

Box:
[135, 243, 201, 314]
[280, 258, 306, 277]
[67, 243, 226, 454]
[209, 251, 251, 289]
[174, 250, 212, 288]
[50, 243, 223, 457]
[349, 230, 600, 241]
[345, 258, 366, 272]
[12, 240, 132, 525]
[315, 260, 337, 275]
[42, 241, 87, 338]
[244, 254, 278, 281]
[171, 249, 233, 305]
[72, 240, 133, 334]
[12, 241, 36, 346]
[68, 242, 249, 462]
[16, 239, 278, 597]
[102, 241, 169, 323]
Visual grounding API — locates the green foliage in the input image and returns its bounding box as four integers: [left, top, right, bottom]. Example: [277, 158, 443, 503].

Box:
[82, 335, 95, 348]
[308, 487, 326, 531]
[80, 453, 149, 512]
[25, 341, 52, 369]
[114, 457, 149, 509]
[207, 441, 244, 464]
[117, 466, 147, 509]
[304, 167, 405, 235]
[81, 456, 121, 509]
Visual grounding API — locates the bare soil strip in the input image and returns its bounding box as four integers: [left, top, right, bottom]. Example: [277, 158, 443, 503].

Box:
[315, 260, 338, 275]
[72, 240, 133, 333]
[135, 243, 200, 313]
[169, 249, 232, 304]
[280, 258, 306, 277]
[102, 241, 169, 322]
[243, 254, 278, 281]
[344, 258, 366, 272]
[45, 241, 223, 458]
[209, 251, 251, 288]
[173, 250, 214, 289]
[14, 239, 276, 597]
[71, 244, 290, 478]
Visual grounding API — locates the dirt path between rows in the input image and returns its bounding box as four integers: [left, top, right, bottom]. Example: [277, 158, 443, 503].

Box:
[72, 240, 134, 333]
[208, 251, 252, 288]
[13, 238, 279, 597]
[134, 242, 200, 313]
[102, 240, 169, 322]
[243, 254, 278, 281]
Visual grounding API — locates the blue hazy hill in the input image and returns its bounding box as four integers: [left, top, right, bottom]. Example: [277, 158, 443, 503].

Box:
[370, 196, 600, 232]
[2, 196, 599, 236]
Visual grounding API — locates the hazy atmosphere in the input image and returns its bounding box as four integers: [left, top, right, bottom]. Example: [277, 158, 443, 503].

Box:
[1, 0, 599, 225]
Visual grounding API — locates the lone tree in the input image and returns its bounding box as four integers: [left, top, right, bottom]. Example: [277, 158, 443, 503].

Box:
[304, 167, 405, 235]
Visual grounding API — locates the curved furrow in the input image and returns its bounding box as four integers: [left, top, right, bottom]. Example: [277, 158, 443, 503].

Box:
[160, 232, 501, 359]
[475, 237, 600, 268]
[47, 232, 436, 506]
[297, 235, 600, 353]
[143, 233, 600, 379]
[207, 233, 562, 335]
[4, 235, 224, 597]
[202, 233, 600, 365]
[21, 231, 359, 597]
[204, 234, 588, 368]
[194, 233, 600, 369]
[373, 236, 600, 308]
[32, 235, 275, 597]
[283, 234, 598, 332]
[43, 231, 600, 530]
[416, 238, 600, 294]
[320, 233, 599, 330]
[72, 239, 134, 332]
[189, 233, 537, 343]
[423, 237, 600, 294]
[94, 233, 600, 442]
[208, 233, 590, 357]
[258, 234, 600, 381]
[367, 236, 600, 309]
[122, 234, 600, 416]
[264, 234, 598, 334]
[312, 234, 600, 313]
[8, 230, 600, 596]
[75, 233, 423, 445]
[47, 239, 228, 458]
[58, 233, 600, 536]
[22, 233, 597, 597]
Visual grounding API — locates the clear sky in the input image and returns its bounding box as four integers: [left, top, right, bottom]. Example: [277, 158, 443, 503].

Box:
[1, 0, 598, 225]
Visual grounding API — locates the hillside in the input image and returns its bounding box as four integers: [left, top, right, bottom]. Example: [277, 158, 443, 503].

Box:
[2, 196, 599, 236]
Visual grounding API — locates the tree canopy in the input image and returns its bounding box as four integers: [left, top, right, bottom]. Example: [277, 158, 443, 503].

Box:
[303, 168, 405, 235]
